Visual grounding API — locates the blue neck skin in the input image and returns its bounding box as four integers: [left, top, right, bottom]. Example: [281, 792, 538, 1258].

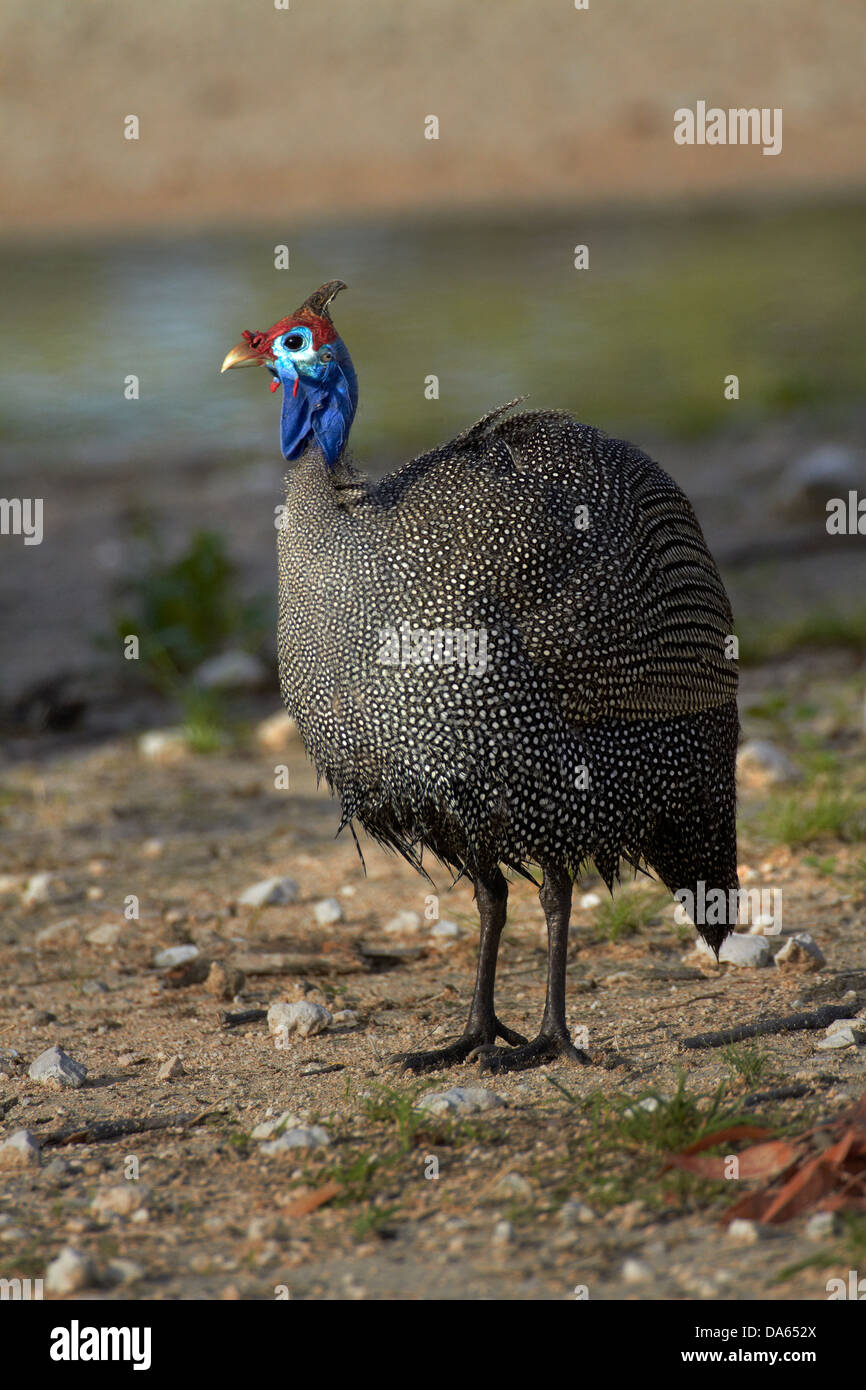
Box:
[271, 336, 358, 468]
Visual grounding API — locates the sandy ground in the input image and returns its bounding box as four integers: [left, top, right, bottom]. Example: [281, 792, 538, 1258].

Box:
[3, 0, 866, 234]
[0, 657, 864, 1301]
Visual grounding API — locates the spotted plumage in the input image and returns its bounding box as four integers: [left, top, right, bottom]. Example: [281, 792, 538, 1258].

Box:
[223, 283, 739, 1073]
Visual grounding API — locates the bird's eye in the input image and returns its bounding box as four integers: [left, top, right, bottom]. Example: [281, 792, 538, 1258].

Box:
[284, 333, 305, 351]
[320, 350, 333, 363]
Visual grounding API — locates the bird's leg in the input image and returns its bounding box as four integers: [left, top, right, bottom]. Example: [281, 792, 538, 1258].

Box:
[396, 867, 527, 1074]
[479, 864, 590, 1074]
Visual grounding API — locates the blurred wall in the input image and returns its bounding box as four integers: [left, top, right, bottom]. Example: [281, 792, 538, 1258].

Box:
[3, 0, 865, 234]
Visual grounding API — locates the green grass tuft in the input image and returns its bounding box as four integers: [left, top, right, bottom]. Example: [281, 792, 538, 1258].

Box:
[722, 1042, 774, 1089]
[756, 787, 866, 848]
[592, 888, 668, 941]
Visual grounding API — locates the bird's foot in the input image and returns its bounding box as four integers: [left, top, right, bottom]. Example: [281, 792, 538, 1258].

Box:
[477, 1028, 591, 1075]
[395, 1017, 528, 1074]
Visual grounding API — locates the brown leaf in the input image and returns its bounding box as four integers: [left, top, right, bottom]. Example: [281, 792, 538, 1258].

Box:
[665, 1139, 801, 1182]
[678, 1125, 773, 1156]
[720, 1089, 866, 1225]
[760, 1154, 840, 1223]
[282, 1180, 341, 1219]
[723, 1191, 778, 1224]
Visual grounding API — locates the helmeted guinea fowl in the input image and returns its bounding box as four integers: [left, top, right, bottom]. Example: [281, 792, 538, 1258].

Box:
[221, 281, 739, 1074]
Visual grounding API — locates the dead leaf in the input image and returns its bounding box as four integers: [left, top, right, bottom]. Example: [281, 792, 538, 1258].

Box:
[665, 1139, 801, 1182]
[720, 1089, 866, 1225]
[281, 1179, 341, 1219]
[678, 1125, 773, 1156]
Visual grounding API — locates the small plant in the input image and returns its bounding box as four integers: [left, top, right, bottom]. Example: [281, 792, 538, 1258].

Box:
[358, 1082, 431, 1152]
[179, 686, 229, 753]
[802, 854, 837, 877]
[352, 1203, 400, 1240]
[722, 1042, 773, 1089]
[612, 1072, 751, 1153]
[556, 1075, 760, 1214]
[328, 1152, 380, 1203]
[757, 787, 865, 848]
[109, 527, 269, 682]
[593, 887, 667, 941]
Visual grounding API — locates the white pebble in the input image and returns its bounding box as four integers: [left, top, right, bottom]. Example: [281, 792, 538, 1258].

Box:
[815, 1026, 862, 1051]
[251, 1112, 305, 1140]
[383, 909, 421, 934]
[239, 876, 300, 907]
[35, 919, 80, 949]
[153, 944, 199, 969]
[727, 1218, 761, 1245]
[29, 1045, 87, 1089]
[86, 921, 123, 947]
[557, 1199, 596, 1226]
[267, 1000, 332, 1040]
[45, 1247, 95, 1295]
[255, 710, 299, 751]
[624, 1096, 660, 1117]
[22, 872, 55, 905]
[736, 740, 800, 784]
[91, 1184, 150, 1219]
[710, 933, 772, 968]
[193, 650, 267, 692]
[138, 729, 188, 763]
[622, 1258, 653, 1284]
[157, 1055, 186, 1080]
[416, 1087, 505, 1117]
[260, 1125, 331, 1154]
[495, 1173, 533, 1200]
[806, 1211, 837, 1242]
[314, 897, 344, 925]
[105, 1258, 145, 1287]
[0, 1129, 41, 1169]
[429, 918, 459, 938]
[775, 933, 825, 972]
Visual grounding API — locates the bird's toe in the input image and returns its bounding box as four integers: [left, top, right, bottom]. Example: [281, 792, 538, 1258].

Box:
[478, 1032, 591, 1074]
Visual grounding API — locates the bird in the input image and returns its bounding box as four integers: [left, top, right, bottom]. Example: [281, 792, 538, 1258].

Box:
[221, 280, 739, 1074]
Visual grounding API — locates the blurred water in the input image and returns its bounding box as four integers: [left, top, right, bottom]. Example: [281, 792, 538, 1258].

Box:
[1, 200, 864, 479]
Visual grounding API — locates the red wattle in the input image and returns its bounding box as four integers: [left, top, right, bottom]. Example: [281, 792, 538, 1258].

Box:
[293, 377, 299, 398]
[269, 379, 280, 393]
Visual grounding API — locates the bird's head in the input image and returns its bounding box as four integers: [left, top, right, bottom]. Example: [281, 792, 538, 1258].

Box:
[221, 280, 357, 467]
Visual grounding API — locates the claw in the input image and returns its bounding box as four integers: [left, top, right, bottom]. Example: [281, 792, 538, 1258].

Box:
[478, 1032, 592, 1075]
[393, 1016, 529, 1074]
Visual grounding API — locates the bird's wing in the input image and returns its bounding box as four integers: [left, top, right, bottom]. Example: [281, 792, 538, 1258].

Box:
[372, 409, 737, 725]
[491, 411, 738, 722]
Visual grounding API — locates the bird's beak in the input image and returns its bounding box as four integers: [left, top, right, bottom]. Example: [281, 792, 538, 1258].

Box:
[220, 339, 264, 373]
